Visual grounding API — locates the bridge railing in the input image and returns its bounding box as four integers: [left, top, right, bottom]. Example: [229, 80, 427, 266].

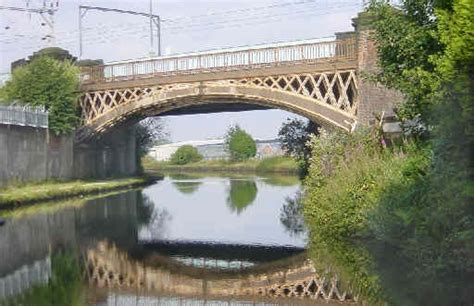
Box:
[80, 38, 356, 85]
[0, 105, 48, 128]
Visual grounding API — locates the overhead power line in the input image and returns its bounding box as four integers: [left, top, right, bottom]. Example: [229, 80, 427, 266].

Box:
[0, 0, 361, 46]
[79, 4, 161, 58]
[0, 1, 59, 45]
[1, 3, 359, 53]
[0, 0, 363, 58]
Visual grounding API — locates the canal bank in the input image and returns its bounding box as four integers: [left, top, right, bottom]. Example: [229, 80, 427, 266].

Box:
[0, 175, 161, 208]
[142, 156, 300, 175]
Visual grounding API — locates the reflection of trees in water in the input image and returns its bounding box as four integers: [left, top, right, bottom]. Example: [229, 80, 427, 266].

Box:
[167, 173, 202, 180]
[76, 191, 141, 250]
[262, 175, 300, 187]
[168, 173, 203, 195]
[280, 192, 306, 237]
[138, 194, 172, 241]
[227, 180, 258, 214]
[173, 181, 202, 195]
[136, 192, 155, 226]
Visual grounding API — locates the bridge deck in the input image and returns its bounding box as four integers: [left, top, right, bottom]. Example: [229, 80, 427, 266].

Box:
[80, 38, 357, 91]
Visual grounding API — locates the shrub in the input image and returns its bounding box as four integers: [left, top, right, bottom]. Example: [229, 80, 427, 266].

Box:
[304, 130, 403, 239]
[225, 125, 256, 161]
[170, 145, 203, 165]
[1, 56, 80, 135]
[255, 156, 299, 173]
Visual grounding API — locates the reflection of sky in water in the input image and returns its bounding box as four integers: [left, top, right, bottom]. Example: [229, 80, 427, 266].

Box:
[171, 256, 255, 270]
[138, 175, 306, 248]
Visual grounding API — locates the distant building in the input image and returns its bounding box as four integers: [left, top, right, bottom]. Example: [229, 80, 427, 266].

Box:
[0, 74, 11, 87]
[148, 138, 284, 161]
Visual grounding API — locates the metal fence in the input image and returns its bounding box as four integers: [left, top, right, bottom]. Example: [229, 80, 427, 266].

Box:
[80, 38, 356, 84]
[0, 105, 49, 128]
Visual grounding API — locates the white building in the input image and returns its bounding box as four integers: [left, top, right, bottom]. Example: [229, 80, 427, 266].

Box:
[148, 138, 284, 162]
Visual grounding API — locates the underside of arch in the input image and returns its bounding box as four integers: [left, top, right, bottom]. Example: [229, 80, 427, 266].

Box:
[77, 83, 357, 142]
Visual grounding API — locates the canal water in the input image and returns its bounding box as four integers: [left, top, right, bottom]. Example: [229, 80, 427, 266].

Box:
[0, 173, 353, 306]
[1, 173, 471, 306]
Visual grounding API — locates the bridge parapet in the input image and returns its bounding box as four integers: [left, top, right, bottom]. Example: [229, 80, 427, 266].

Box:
[77, 12, 403, 141]
[80, 38, 356, 86]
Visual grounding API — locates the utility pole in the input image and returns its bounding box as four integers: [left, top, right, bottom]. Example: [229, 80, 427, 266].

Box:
[78, 5, 162, 59]
[149, 0, 154, 56]
[0, 1, 59, 46]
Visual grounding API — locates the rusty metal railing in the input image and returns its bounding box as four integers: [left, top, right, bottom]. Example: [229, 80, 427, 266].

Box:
[80, 38, 356, 85]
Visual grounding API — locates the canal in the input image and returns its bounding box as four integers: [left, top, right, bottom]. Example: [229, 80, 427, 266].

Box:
[0, 173, 354, 305]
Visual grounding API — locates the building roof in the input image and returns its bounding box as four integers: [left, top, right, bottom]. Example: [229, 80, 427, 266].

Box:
[150, 138, 280, 150]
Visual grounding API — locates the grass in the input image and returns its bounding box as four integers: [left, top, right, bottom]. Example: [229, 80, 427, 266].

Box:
[142, 155, 299, 174]
[0, 189, 136, 219]
[0, 175, 161, 208]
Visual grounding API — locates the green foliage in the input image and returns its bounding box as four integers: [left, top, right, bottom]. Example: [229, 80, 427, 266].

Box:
[143, 155, 299, 175]
[255, 156, 299, 174]
[227, 179, 258, 214]
[307, 238, 387, 305]
[0, 177, 154, 207]
[170, 145, 203, 165]
[278, 118, 320, 175]
[1, 56, 80, 135]
[302, 1, 473, 303]
[136, 117, 167, 158]
[367, 0, 474, 277]
[304, 130, 405, 239]
[225, 125, 257, 161]
[278, 118, 319, 160]
[367, 0, 449, 121]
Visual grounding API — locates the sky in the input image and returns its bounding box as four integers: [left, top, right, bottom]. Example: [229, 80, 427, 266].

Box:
[0, 0, 365, 142]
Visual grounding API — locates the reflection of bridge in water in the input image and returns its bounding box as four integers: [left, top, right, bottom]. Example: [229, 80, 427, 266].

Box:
[84, 241, 356, 303]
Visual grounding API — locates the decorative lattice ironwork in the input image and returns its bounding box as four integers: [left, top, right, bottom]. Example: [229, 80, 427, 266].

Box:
[83, 242, 355, 303]
[79, 70, 358, 124]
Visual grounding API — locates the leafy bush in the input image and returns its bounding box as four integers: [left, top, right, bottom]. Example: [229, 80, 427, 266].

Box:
[255, 156, 299, 174]
[368, 0, 474, 278]
[304, 130, 406, 239]
[225, 125, 256, 161]
[1, 56, 80, 135]
[170, 145, 203, 165]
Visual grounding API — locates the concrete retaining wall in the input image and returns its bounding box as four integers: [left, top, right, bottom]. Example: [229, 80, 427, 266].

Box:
[0, 124, 138, 187]
[0, 125, 72, 187]
[73, 126, 138, 179]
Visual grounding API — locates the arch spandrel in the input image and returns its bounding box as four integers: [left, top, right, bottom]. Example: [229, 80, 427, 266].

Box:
[77, 70, 358, 142]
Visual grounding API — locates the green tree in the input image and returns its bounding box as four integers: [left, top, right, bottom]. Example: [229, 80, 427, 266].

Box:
[225, 125, 257, 161]
[1, 56, 80, 135]
[278, 118, 319, 159]
[136, 117, 168, 157]
[367, 0, 474, 279]
[170, 145, 203, 165]
[278, 118, 319, 175]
